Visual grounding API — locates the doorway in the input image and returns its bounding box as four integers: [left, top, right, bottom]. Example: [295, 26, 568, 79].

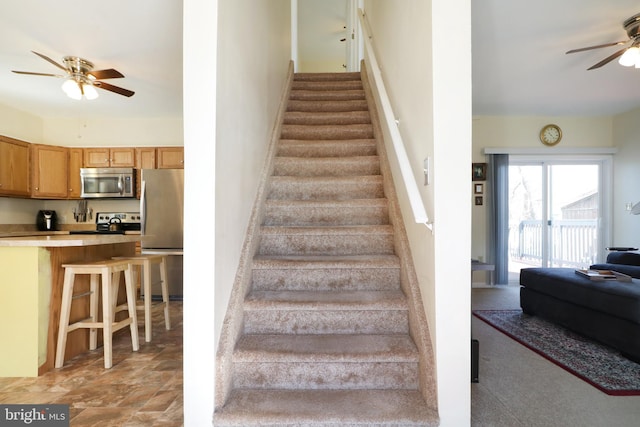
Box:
[293, 0, 361, 73]
[507, 157, 610, 282]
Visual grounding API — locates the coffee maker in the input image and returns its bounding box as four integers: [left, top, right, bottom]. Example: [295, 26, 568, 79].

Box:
[36, 210, 58, 231]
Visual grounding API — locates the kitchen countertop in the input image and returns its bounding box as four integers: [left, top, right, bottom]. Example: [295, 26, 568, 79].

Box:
[0, 233, 141, 247]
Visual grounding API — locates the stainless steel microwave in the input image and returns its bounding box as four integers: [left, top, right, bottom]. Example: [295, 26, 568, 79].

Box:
[80, 168, 135, 198]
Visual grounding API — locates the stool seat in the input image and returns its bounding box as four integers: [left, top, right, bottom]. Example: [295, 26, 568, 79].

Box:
[113, 254, 171, 342]
[56, 259, 139, 369]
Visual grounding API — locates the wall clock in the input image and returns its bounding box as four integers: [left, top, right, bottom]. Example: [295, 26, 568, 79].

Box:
[539, 124, 562, 146]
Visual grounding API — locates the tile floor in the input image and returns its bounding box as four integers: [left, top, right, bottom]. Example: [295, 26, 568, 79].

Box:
[0, 302, 183, 426]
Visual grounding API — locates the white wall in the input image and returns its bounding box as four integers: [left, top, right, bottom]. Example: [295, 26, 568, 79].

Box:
[471, 116, 614, 269]
[184, 0, 292, 425]
[364, 0, 472, 425]
[42, 117, 183, 147]
[612, 107, 640, 246]
[0, 103, 43, 143]
[214, 0, 291, 348]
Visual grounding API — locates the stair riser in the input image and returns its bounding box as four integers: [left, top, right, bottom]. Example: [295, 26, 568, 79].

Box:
[277, 141, 377, 157]
[294, 72, 361, 81]
[283, 112, 371, 125]
[287, 100, 368, 113]
[244, 310, 408, 335]
[273, 157, 379, 177]
[268, 178, 384, 200]
[281, 124, 374, 140]
[251, 268, 400, 292]
[291, 81, 364, 91]
[289, 90, 365, 102]
[233, 362, 419, 390]
[257, 234, 394, 256]
[264, 205, 389, 226]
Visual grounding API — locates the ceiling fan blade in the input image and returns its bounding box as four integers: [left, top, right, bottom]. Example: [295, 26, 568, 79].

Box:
[88, 68, 124, 80]
[566, 40, 628, 54]
[587, 47, 628, 70]
[12, 70, 63, 77]
[94, 81, 135, 97]
[31, 51, 68, 72]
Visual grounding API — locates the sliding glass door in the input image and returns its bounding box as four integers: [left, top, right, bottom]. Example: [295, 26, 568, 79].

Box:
[507, 157, 609, 281]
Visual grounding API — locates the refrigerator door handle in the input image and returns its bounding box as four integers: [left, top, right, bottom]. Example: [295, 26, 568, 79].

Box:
[141, 180, 147, 234]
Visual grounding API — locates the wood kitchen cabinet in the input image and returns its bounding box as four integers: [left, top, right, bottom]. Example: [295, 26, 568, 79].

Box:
[67, 148, 84, 199]
[156, 147, 184, 169]
[0, 136, 30, 197]
[135, 147, 156, 198]
[84, 147, 135, 168]
[31, 144, 68, 199]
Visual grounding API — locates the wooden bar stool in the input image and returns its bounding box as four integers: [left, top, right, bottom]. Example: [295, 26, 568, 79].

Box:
[55, 259, 139, 369]
[113, 254, 171, 342]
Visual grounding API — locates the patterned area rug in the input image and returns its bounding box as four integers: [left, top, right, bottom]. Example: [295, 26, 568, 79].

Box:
[473, 309, 640, 395]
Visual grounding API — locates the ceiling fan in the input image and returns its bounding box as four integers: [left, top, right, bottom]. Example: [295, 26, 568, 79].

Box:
[566, 13, 640, 70]
[12, 51, 134, 99]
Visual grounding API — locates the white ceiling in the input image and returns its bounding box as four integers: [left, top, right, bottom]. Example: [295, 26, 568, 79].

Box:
[0, 0, 183, 119]
[473, 0, 640, 116]
[1, 1, 639, 120]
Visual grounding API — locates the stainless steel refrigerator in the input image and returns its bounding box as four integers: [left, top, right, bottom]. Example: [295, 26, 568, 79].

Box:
[140, 168, 184, 299]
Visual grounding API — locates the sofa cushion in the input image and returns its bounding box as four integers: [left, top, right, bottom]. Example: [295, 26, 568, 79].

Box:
[606, 251, 640, 266]
[590, 263, 640, 279]
[520, 267, 640, 325]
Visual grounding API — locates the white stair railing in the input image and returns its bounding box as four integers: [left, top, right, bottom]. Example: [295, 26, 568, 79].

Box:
[358, 9, 433, 232]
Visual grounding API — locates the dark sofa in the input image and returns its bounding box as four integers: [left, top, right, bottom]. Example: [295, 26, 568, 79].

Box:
[520, 262, 640, 362]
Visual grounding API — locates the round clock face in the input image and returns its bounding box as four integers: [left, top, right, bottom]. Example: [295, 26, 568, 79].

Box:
[540, 124, 562, 146]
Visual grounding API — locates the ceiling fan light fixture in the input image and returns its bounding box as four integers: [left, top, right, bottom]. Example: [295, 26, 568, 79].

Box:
[61, 78, 82, 100]
[61, 77, 99, 100]
[618, 46, 640, 67]
[83, 83, 98, 100]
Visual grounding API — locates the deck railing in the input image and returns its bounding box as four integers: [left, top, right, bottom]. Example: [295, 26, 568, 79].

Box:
[510, 219, 598, 268]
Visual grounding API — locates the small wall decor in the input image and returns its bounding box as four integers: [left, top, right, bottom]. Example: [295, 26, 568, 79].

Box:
[475, 196, 483, 206]
[472, 163, 487, 181]
[474, 183, 483, 194]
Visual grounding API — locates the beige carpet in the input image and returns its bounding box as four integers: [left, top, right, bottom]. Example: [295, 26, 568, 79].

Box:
[214, 71, 438, 426]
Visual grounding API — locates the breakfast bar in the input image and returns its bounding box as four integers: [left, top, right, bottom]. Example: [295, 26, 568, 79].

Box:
[0, 233, 140, 376]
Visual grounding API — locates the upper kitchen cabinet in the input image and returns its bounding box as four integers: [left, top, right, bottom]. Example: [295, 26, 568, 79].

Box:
[135, 148, 156, 198]
[0, 136, 30, 197]
[31, 144, 68, 199]
[156, 147, 184, 169]
[84, 147, 135, 168]
[68, 148, 83, 199]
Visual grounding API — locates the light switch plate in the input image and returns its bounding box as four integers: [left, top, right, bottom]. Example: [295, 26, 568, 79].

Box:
[423, 157, 430, 186]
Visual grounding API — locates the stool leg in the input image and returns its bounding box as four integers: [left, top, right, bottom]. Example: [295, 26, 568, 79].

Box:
[55, 269, 75, 369]
[142, 260, 153, 342]
[125, 265, 140, 351]
[101, 268, 114, 369]
[111, 271, 121, 316]
[159, 257, 171, 330]
[89, 273, 100, 351]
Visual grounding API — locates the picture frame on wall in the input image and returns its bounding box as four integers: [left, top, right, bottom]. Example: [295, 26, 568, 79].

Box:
[472, 163, 487, 181]
[474, 183, 483, 194]
[475, 196, 483, 206]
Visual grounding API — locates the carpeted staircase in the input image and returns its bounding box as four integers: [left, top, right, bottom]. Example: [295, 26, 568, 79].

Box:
[214, 71, 438, 426]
